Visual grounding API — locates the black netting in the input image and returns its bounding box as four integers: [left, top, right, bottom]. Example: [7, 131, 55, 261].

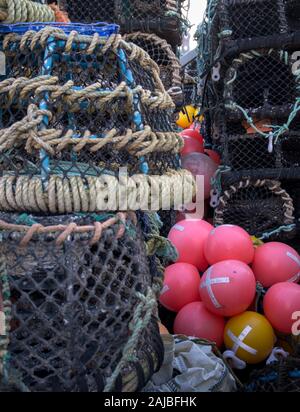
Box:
[244, 357, 300, 392]
[157, 209, 177, 239]
[218, 0, 287, 41]
[123, 33, 181, 93]
[208, 0, 300, 58]
[224, 49, 298, 121]
[55, 0, 186, 46]
[0, 212, 164, 392]
[182, 58, 199, 106]
[214, 114, 300, 181]
[214, 179, 295, 238]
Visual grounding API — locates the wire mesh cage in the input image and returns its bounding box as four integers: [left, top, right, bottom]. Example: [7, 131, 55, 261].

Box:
[223, 49, 299, 121]
[123, 32, 182, 100]
[217, 117, 300, 181]
[215, 0, 289, 54]
[56, 0, 187, 47]
[244, 357, 300, 392]
[0, 211, 164, 392]
[214, 179, 296, 239]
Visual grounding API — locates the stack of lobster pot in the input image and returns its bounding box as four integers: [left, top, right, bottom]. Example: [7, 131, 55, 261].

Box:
[198, 0, 300, 248]
[0, 21, 194, 392]
[56, 0, 188, 106]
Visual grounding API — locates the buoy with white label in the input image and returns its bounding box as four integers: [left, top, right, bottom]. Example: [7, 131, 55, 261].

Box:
[252, 242, 300, 287]
[224, 311, 275, 365]
[199, 260, 256, 317]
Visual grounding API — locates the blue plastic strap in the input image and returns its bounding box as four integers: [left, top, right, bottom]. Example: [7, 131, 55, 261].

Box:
[0, 22, 119, 36]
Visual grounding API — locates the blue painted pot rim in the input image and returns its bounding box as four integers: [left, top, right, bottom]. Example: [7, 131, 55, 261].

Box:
[0, 22, 119, 36]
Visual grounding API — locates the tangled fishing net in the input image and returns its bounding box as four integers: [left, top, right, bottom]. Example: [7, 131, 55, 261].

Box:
[244, 357, 300, 392]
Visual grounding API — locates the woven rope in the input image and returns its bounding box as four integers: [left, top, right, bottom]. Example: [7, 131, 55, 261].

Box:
[0, 211, 129, 246]
[0, 104, 183, 156]
[0, 0, 55, 23]
[0, 170, 195, 214]
[0, 76, 174, 111]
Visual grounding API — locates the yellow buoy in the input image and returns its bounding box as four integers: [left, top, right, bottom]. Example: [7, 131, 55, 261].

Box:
[224, 311, 276, 364]
[176, 105, 197, 129]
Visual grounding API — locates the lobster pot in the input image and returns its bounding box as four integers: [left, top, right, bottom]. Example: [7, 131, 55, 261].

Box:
[58, 0, 185, 47]
[0, 23, 183, 195]
[214, 179, 295, 239]
[0, 212, 164, 392]
[123, 33, 182, 100]
[214, 0, 289, 55]
[224, 49, 299, 121]
[244, 357, 300, 392]
[218, 117, 300, 180]
[0, 0, 55, 23]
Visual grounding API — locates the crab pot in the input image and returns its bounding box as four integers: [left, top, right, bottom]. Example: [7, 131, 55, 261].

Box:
[224, 49, 298, 121]
[123, 33, 181, 96]
[214, 179, 295, 239]
[57, 0, 185, 47]
[218, 115, 300, 180]
[0, 212, 164, 392]
[244, 357, 300, 392]
[0, 23, 182, 184]
[215, 0, 288, 53]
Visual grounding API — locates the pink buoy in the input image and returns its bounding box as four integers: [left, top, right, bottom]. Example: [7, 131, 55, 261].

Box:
[181, 128, 204, 145]
[199, 260, 256, 317]
[168, 219, 213, 271]
[159, 263, 201, 312]
[180, 135, 204, 156]
[174, 301, 225, 347]
[181, 152, 218, 199]
[263, 282, 300, 334]
[204, 225, 255, 265]
[252, 242, 300, 288]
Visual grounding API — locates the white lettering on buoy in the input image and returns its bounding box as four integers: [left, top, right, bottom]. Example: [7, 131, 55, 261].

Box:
[174, 224, 184, 232]
[227, 326, 257, 355]
[286, 252, 300, 266]
[200, 267, 230, 308]
[160, 285, 170, 296]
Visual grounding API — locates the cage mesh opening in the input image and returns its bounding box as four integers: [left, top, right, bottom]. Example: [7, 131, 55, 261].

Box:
[224, 50, 297, 119]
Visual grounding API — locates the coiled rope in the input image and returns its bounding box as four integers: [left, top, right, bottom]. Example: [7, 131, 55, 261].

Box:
[0, 170, 195, 214]
[0, 0, 55, 23]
